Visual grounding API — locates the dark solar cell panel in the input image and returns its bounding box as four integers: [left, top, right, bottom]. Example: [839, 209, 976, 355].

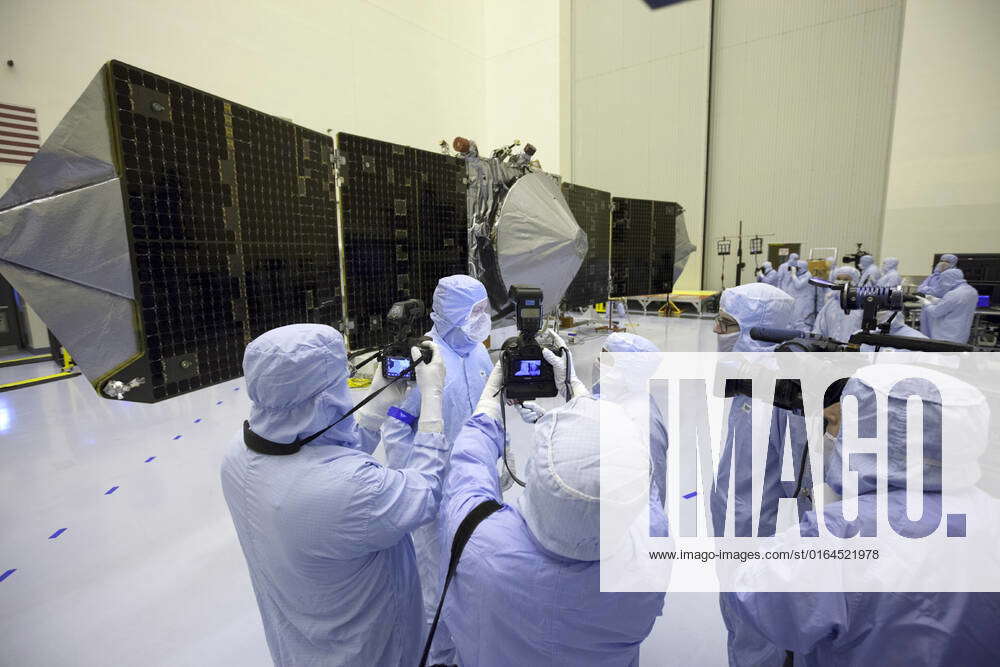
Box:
[611, 196, 681, 297]
[107, 60, 340, 401]
[337, 133, 467, 350]
[561, 182, 611, 309]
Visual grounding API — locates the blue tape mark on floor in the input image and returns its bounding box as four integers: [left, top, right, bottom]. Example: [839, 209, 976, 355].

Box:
[145, 456, 156, 463]
[0, 569, 15, 582]
[683, 491, 697, 499]
[172, 435, 182, 440]
[105, 486, 119, 495]
[216, 401, 223, 405]
[233, 387, 240, 391]
[194, 418, 202, 423]
[48, 528, 67, 540]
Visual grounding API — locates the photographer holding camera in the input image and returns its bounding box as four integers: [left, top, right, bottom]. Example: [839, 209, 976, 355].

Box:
[756, 260, 780, 287]
[777, 252, 800, 293]
[380, 274, 494, 664]
[220, 324, 449, 666]
[857, 254, 881, 286]
[433, 349, 666, 666]
[916, 268, 979, 344]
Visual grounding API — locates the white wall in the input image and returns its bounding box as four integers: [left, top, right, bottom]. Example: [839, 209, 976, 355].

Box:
[568, 0, 711, 291]
[483, 0, 563, 173]
[0, 0, 572, 198]
[703, 0, 905, 291]
[0, 0, 489, 193]
[880, 0, 1000, 276]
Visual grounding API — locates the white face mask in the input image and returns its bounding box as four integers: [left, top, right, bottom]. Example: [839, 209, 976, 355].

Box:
[458, 298, 491, 342]
[460, 311, 491, 342]
[935, 261, 949, 273]
[716, 332, 739, 352]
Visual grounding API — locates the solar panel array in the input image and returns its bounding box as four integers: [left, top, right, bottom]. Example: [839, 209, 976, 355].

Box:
[650, 201, 681, 294]
[106, 60, 341, 402]
[337, 133, 467, 349]
[560, 182, 611, 308]
[611, 197, 682, 297]
[43, 61, 684, 402]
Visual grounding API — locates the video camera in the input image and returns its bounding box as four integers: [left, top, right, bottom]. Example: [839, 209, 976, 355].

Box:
[842, 242, 871, 270]
[380, 299, 432, 379]
[810, 277, 902, 334]
[500, 285, 563, 400]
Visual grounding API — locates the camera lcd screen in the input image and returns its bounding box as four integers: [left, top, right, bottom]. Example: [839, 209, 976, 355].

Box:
[514, 359, 542, 377]
[385, 357, 412, 377]
[520, 307, 541, 319]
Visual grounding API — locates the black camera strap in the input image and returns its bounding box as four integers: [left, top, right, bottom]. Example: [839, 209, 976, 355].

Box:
[350, 349, 382, 371]
[419, 499, 503, 667]
[243, 365, 418, 455]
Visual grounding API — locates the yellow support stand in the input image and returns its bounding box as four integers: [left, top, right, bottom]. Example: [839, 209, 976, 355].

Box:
[61, 347, 74, 372]
[0, 347, 80, 393]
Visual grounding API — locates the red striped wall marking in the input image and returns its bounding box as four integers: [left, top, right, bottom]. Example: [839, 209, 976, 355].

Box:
[0, 103, 34, 114]
[0, 103, 39, 163]
[0, 130, 39, 140]
[0, 111, 36, 122]
[0, 121, 37, 132]
[0, 139, 40, 149]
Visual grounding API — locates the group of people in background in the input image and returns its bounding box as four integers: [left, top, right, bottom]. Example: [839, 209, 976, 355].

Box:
[756, 251, 980, 344]
[710, 282, 997, 666]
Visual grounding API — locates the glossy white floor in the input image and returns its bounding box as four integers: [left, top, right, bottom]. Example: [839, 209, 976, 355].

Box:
[0, 313, 728, 666]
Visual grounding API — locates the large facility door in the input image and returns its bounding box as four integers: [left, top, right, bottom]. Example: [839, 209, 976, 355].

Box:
[768, 243, 801, 268]
[0, 275, 23, 348]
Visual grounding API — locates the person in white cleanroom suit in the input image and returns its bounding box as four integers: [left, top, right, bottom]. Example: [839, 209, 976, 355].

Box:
[785, 259, 817, 330]
[519, 330, 669, 529]
[777, 252, 799, 274]
[756, 261, 780, 286]
[777, 252, 800, 292]
[440, 353, 666, 666]
[220, 324, 448, 666]
[918, 255, 961, 333]
[713, 283, 808, 667]
[378, 274, 493, 664]
[917, 252, 959, 295]
[857, 254, 881, 286]
[722, 366, 1000, 665]
[598, 333, 669, 526]
[813, 266, 862, 342]
[876, 256, 901, 288]
[917, 268, 980, 343]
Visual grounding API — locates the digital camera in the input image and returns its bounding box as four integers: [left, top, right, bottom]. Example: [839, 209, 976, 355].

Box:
[380, 299, 432, 380]
[500, 285, 562, 400]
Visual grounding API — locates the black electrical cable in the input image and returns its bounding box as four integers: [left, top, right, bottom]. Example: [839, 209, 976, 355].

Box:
[350, 349, 382, 372]
[496, 347, 527, 488]
[497, 343, 574, 488]
[561, 345, 574, 399]
[790, 441, 810, 499]
[500, 394, 527, 488]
